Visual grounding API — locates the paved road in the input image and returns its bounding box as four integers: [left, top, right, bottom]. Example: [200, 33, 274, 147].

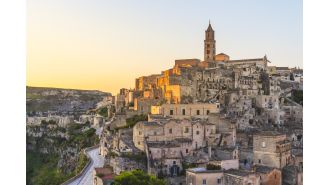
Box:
[68, 147, 105, 185]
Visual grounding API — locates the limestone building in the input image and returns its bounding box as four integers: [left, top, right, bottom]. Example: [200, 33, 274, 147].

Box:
[186, 167, 260, 185]
[150, 103, 220, 119]
[133, 119, 218, 151]
[253, 131, 291, 169]
[254, 165, 282, 185]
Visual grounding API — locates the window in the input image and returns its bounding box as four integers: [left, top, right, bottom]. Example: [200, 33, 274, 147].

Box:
[170, 109, 174, 115]
[184, 127, 189, 133]
[173, 161, 176, 165]
[138, 141, 140, 145]
[139, 131, 142, 135]
[217, 178, 222, 184]
[202, 179, 206, 184]
[196, 131, 200, 135]
[186, 149, 189, 153]
[262, 141, 266, 148]
[182, 109, 186, 115]
[206, 110, 210, 115]
[169, 128, 172, 134]
[259, 159, 261, 164]
[197, 110, 200, 115]
[154, 131, 157, 135]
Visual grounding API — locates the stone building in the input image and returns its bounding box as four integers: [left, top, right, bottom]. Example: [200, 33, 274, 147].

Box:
[135, 74, 161, 91]
[132, 118, 220, 177]
[255, 95, 279, 110]
[186, 168, 224, 185]
[224, 169, 260, 185]
[281, 165, 303, 185]
[186, 168, 260, 185]
[133, 119, 218, 151]
[225, 56, 269, 70]
[254, 165, 282, 185]
[93, 168, 115, 185]
[133, 97, 160, 115]
[208, 114, 237, 147]
[275, 67, 291, 76]
[150, 103, 220, 119]
[253, 131, 291, 169]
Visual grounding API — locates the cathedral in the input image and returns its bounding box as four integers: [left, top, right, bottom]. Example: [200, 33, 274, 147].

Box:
[133, 21, 272, 106]
[199, 21, 269, 69]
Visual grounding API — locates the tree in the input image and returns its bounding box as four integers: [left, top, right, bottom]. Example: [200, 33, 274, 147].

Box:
[259, 71, 270, 95]
[97, 107, 108, 117]
[114, 170, 165, 185]
[290, 73, 295, 81]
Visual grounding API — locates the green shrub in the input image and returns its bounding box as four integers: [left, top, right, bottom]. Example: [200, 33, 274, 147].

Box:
[114, 170, 165, 185]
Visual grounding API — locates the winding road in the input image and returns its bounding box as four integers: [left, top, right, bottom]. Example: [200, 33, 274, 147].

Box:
[68, 125, 105, 185]
[68, 147, 105, 185]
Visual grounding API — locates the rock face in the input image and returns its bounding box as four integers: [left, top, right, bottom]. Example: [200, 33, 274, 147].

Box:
[27, 124, 79, 173]
[26, 122, 99, 175]
[26, 86, 110, 113]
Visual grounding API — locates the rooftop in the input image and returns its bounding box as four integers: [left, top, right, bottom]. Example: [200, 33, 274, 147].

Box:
[187, 167, 223, 173]
[228, 58, 264, 63]
[142, 121, 161, 126]
[255, 131, 284, 137]
[255, 165, 276, 174]
[224, 169, 252, 177]
[276, 67, 290, 70]
[94, 168, 114, 180]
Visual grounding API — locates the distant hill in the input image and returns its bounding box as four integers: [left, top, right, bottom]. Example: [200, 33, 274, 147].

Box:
[26, 86, 111, 113]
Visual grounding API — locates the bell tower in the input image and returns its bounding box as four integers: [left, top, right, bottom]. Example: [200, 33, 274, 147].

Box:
[204, 21, 216, 61]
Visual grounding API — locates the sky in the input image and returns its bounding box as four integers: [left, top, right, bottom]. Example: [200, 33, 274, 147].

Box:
[27, 0, 302, 94]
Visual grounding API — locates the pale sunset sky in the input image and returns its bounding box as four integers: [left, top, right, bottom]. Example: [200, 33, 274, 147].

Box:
[27, 0, 302, 94]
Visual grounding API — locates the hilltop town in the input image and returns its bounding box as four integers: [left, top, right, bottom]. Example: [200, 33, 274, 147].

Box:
[27, 23, 303, 185]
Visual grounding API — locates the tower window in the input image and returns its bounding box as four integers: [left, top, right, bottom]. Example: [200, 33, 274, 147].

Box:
[197, 110, 200, 115]
[217, 178, 222, 184]
[170, 109, 174, 115]
[182, 109, 185, 115]
[169, 128, 172, 134]
[207, 50, 210, 54]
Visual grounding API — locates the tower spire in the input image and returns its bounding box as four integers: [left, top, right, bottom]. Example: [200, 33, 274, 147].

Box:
[204, 21, 216, 61]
